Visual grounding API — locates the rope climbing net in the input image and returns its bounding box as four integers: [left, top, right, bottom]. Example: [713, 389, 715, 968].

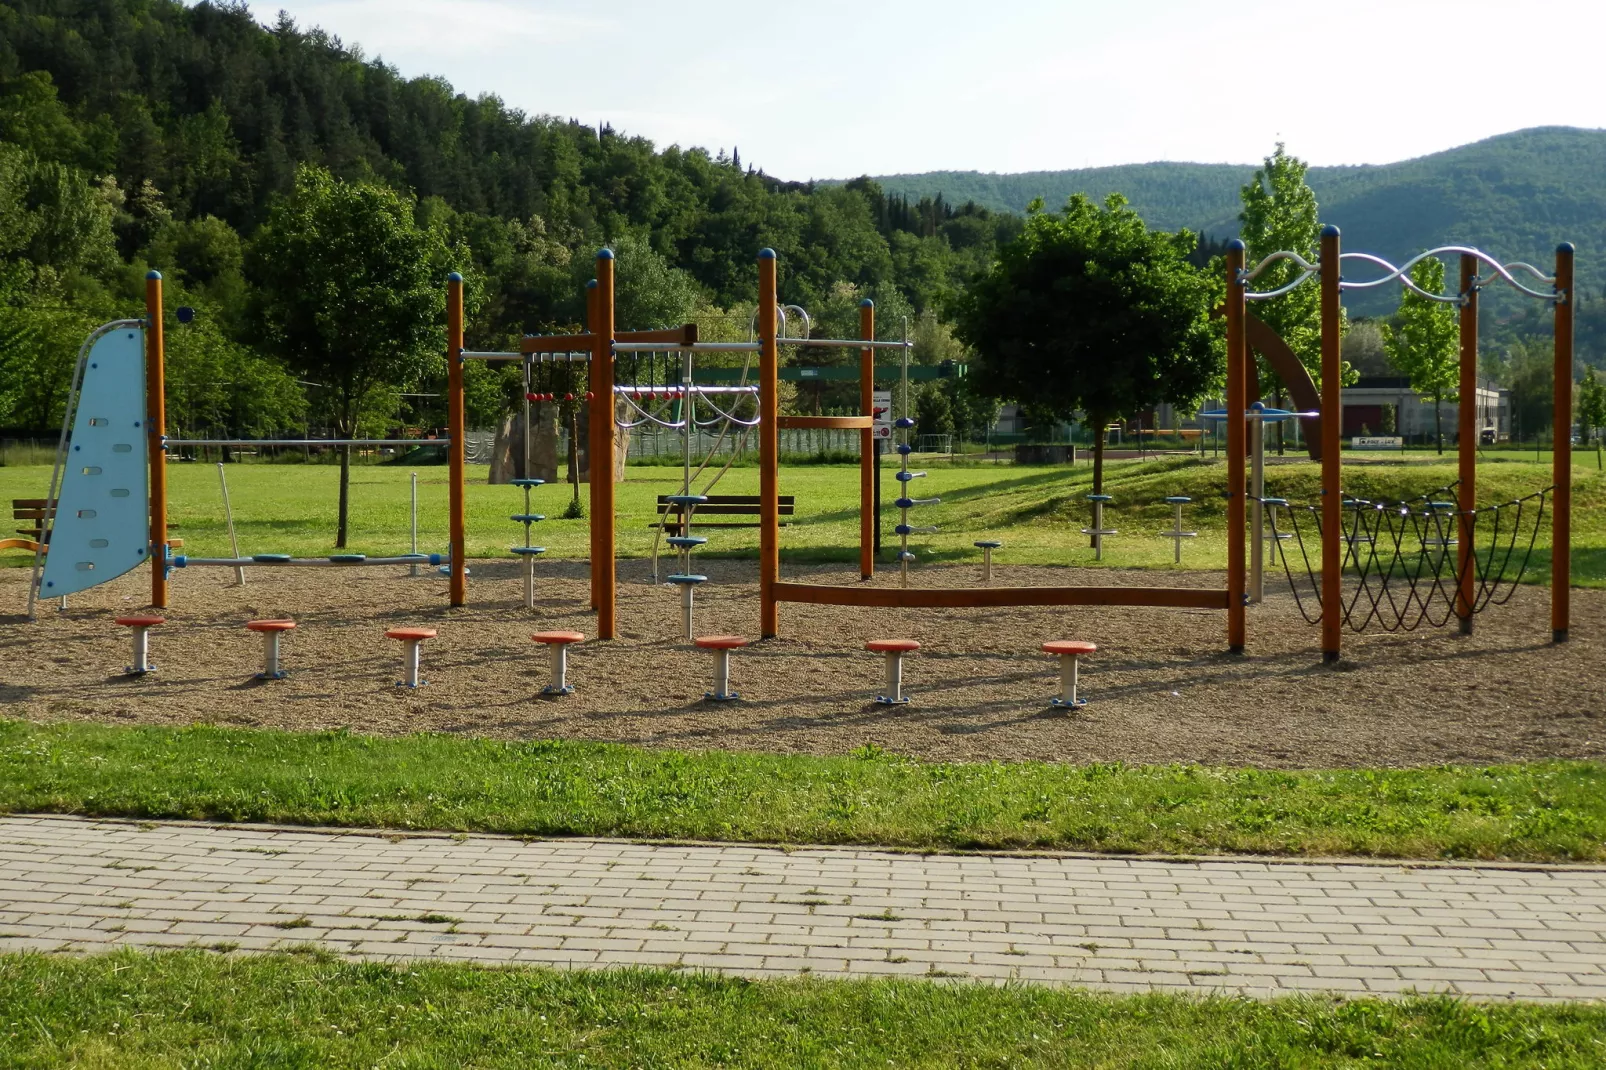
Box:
[1264, 483, 1552, 632]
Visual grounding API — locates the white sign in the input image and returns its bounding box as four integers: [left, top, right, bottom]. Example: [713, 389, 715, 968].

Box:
[1351, 436, 1403, 450]
[872, 390, 894, 439]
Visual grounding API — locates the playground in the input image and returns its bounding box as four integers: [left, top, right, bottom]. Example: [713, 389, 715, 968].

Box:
[3, 241, 1600, 769]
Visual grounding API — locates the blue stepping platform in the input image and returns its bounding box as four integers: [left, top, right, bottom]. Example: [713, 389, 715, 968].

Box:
[667, 574, 707, 585]
[666, 536, 707, 548]
[510, 546, 547, 555]
[511, 478, 545, 488]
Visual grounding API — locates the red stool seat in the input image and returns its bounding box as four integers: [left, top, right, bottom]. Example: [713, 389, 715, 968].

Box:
[532, 631, 585, 645]
[115, 615, 165, 628]
[866, 638, 920, 653]
[386, 627, 437, 642]
[246, 619, 296, 633]
[1042, 640, 1096, 657]
[695, 635, 748, 650]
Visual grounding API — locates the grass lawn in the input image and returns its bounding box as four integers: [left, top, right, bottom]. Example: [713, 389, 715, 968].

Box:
[3, 451, 1604, 582]
[2, 949, 1603, 1068]
[5, 721, 1604, 862]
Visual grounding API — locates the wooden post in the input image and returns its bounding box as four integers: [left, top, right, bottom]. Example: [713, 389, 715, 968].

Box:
[1224, 241, 1247, 653]
[1319, 226, 1343, 663]
[1456, 254, 1479, 635]
[593, 251, 617, 639]
[145, 270, 167, 609]
[586, 279, 600, 610]
[446, 273, 467, 606]
[859, 298, 875, 580]
[759, 249, 780, 637]
[1553, 242, 1574, 643]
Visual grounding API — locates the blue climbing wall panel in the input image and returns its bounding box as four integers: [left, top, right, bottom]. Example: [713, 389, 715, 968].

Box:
[38, 327, 150, 598]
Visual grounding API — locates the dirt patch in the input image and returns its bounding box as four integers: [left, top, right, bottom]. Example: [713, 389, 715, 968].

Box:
[2, 558, 1602, 768]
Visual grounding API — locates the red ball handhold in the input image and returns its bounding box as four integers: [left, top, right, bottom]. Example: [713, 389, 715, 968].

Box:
[525, 392, 537, 402]
[565, 393, 575, 401]
[585, 391, 595, 401]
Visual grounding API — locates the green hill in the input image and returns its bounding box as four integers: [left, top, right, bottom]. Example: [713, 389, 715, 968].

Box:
[864, 128, 1605, 302]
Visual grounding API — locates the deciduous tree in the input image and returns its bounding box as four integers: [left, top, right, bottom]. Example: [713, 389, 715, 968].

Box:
[953, 194, 1221, 494]
[1382, 257, 1459, 453]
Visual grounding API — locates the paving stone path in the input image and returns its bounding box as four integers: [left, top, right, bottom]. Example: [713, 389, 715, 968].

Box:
[2, 816, 1603, 1001]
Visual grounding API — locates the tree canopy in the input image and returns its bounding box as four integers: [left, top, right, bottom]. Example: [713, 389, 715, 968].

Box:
[953, 194, 1222, 489]
[1381, 257, 1459, 452]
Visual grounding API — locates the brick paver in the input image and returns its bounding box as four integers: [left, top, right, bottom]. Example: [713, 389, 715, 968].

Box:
[2, 815, 1602, 1000]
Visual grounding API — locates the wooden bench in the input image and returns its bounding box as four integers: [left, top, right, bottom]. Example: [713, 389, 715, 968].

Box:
[4, 498, 182, 554]
[4, 498, 52, 553]
[652, 494, 794, 536]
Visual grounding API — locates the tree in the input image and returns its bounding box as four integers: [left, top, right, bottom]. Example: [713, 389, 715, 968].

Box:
[953, 193, 1221, 494]
[1577, 368, 1606, 447]
[1381, 257, 1459, 453]
[1238, 143, 1348, 453]
[248, 165, 451, 547]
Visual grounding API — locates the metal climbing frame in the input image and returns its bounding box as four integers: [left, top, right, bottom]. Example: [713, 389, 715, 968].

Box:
[1229, 235, 1574, 660]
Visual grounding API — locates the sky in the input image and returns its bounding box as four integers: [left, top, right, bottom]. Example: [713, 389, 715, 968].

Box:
[269, 0, 1606, 181]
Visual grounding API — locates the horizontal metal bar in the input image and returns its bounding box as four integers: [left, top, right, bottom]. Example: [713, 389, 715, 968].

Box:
[777, 338, 912, 348]
[165, 439, 449, 447]
[613, 385, 758, 394]
[613, 342, 762, 352]
[174, 554, 444, 568]
[463, 350, 590, 361]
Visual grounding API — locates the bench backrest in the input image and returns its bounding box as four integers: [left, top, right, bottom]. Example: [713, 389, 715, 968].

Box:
[12, 498, 54, 521]
[655, 494, 793, 515]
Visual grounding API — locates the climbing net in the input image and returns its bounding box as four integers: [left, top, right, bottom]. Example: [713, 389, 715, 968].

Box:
[1264, 484, 1551, 632]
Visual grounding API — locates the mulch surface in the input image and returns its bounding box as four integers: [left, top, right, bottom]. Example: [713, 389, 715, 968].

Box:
[2, 559, 1602, 769]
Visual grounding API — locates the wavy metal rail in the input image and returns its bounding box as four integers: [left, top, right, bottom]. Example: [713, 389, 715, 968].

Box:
[1239, 246, 1562, 304]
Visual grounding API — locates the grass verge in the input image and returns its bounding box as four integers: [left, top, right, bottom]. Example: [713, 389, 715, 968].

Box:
[2, 950, 1604, 1068]
[4, 721, 1604, 862]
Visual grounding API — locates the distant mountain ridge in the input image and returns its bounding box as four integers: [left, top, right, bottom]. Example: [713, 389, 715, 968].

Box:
[857, 128, 1605, 301]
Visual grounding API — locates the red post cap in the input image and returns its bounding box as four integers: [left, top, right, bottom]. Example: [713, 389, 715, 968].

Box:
[246, 619, 296, 633]
[531, 631, 585, 646]
[114, 615, 166, 628]
[865, 638, 920, 653]
[1042, 640, 1097, 657]
[694, 635, 749, 650]
[386, 627, 437, 642]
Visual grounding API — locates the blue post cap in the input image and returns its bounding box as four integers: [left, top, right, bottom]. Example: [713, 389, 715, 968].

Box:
[175, 306, 195, 323]
[173, 555, 188, 567]
[1559, 241, 1575, 254]
[146, 269, 162, 280]
[596, 248, 614, 260]
[895, 470, 918, 482]
[587, 279, 598, 289]
[858, 298, 874, 308]
[447, 272, 463, 283]
[895, 524, 919, 536]
[974, 540, 1002, 549]
[895, 417, 915, 429]
[1321, 224, 1340, 238]
[896, 444, 913, 455]
[1227, 238, 1246, 252]
[1086, 494, 1113, 502]
[1165, 495, 1192, 504]
[758, 248, 776, 260]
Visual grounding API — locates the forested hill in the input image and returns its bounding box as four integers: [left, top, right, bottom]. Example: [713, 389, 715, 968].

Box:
[864, 128, 1606, 289]
[0, 0, 1010, 329]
